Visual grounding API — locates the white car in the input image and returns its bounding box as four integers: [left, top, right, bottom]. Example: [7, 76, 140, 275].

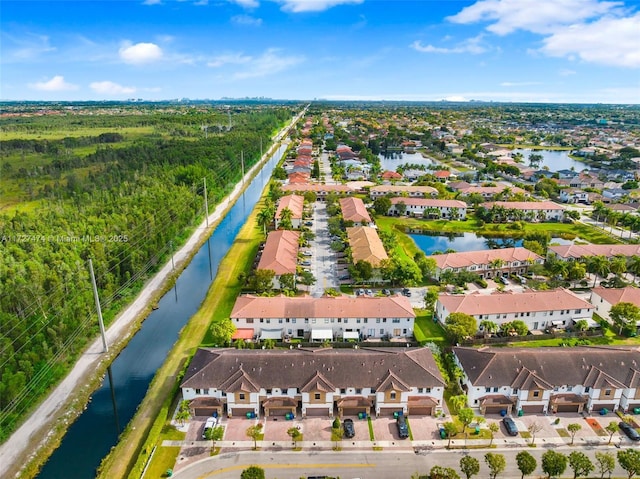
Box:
[202, 416, 218, 438]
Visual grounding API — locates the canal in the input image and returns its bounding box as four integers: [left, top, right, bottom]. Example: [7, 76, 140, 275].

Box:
[36, 143, 288, 479]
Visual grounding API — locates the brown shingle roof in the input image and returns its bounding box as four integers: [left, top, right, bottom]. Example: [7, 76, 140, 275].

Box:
[181, 347, 446, 391]
[230, 294, 415, 319]
[346, 226, 388, 267]
[257, 230, 299, 275]
[340, 197, 372, 224]
[432, 247, 541, 270]
[453, 346, 640, 388]
[438, 289, 592, 316]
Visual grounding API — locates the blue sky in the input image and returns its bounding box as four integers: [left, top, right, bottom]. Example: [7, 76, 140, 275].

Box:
[2, 0, 639, 103]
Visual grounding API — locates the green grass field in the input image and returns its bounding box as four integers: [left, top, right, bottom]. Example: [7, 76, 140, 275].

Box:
[414, 311, 447, 345]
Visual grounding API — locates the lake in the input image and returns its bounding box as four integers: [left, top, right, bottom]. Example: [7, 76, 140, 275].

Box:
[378, 151, 434, 172]
[409, 232, 574, 255]
[512, 148, 587, 172]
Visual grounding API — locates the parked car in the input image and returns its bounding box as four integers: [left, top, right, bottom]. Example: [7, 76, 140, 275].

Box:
[396, 415, 409, 439]
[402, 288, 412, 297]
[366, 289, 373, 296]
[301, 261, 311, 266]
[339, 275, 350, 280]
[305, 221, 313, 226]
[302, 251, 313, 257]
[202, 416, 218, 438]
[498, 276, 509, 285]
[343, 418, 355, 438]
[619, 421, 640, 441]
[382, 289, 391, 296]
[502, 417, 518, 436]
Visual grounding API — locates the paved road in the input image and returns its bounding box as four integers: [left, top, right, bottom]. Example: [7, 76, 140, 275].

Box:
[172, 445, 635, 479]
[309, 202, 339, 296]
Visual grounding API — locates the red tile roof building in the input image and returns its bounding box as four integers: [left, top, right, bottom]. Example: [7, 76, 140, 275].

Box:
[340, 197, 372, 224]
[431, 247, 543, 280]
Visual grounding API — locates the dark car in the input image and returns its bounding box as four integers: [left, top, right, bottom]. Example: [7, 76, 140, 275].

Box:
[402, 288, 412, 297]
[396, 415, 409, 439]
[343, 418, 355, 438]
[619, 421, 640, 441]
[502, 417, 518, 436]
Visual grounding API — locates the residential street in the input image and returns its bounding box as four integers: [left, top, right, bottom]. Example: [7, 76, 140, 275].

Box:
[172, 446, 634, 479]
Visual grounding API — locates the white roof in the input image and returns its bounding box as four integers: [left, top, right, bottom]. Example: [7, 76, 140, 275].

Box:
[311, 329, 333, 340]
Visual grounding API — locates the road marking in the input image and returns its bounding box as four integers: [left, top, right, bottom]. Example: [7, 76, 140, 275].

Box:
[198, 462, 375, 477]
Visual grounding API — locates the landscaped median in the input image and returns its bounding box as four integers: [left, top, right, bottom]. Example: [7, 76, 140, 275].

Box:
[96, 190, 268, 479]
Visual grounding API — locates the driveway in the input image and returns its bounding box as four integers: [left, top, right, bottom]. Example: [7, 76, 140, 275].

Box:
[223, 417, 261, 442]
[341, 416, 371, 443]
[299, 416, 333, 442]
[406, 415, 442, 441]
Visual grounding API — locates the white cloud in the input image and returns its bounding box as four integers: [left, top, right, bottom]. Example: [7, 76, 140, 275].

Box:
[90, 81, 136, 95]
[229, 0, 259, 7]
[447, 0, 622, 35]
[541, 13, 640, 68]
[207, 52, 253, 67]
[410, 35, 487, 55]
[234, 48, 304, 78]
[29, 75, 78, 91]
[231, 14, 263, 26]
[276, 0, 363, 13]
[142, 0, 162, 4]
[119, 42, 163, 64]
[559, 68, 577, 76]
[444, 96, 468, 102]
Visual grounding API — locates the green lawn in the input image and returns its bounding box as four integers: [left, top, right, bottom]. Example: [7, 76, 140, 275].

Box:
[414, 311, 447, 345]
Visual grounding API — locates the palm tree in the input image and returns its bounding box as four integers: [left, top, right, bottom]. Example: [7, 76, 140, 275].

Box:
[257, 208, 273, 237]
[587, 255, 611, 287]
[610, 255, 628, 281]
[489, 259, 505, 278]
[278, 207, 294, 230]
[629, 255, 640, 285]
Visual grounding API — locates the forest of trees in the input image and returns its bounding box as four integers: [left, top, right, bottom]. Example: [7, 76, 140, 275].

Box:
[0, 103, 296, 441]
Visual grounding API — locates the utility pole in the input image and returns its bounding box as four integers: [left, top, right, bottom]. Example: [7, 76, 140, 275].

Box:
[203, 177, 209, 227]
[169, 240, 175, 270]
[89, 259, 108, 353]
[241, 151, 245, 185]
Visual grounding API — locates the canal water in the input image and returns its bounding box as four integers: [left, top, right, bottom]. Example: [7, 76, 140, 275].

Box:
[36, 143, 288, 479]
[409, 232, 573, 255]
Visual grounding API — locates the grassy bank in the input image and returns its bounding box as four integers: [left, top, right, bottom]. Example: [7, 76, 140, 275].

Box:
[97, 173, 267, 479]
[375, 215, 617, 245]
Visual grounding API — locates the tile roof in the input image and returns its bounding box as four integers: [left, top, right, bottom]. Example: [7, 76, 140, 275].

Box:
[438, 288, 593, 316]
[231, 294, 415, 319]
[181, 347, 446, 390]
[370, 185, 438, 196]
[381, 170, 402, 179]
[281, 184, 353, 194]
[390, 197, 467, 208]
[591, 287, 640, 308]
[340, 197, 372, 224]
[346, 226, 389, 267]
[453, 346, 640, 388]
[481, 201, 564, 210]
[432, 247, 542, 270]
[257, 230, 300, 275]
[549, 244, 640, 260]
[276, 194, 304, 220]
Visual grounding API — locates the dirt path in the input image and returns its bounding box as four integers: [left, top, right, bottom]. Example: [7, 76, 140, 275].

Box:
[0, 110, 303, 478]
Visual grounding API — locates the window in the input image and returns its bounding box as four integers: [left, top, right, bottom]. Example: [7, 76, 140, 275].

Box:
[266, 389, 272, 394]
[604, 389, 612, 396]
[312, 319, 317, 324]
[575, 309, 581, 314]
[376, 318, 380, 323]
[324, 319, 329, 324]
[364, 318, 368, 323]
[266, 319, 271, 323]
[196, 389, 203, 394]
[279, 319, 283, 323]
[239, 393, 246, 400]
[533, 390, 540, 398]
[286, 318, 290, 323]
[380, 329, 384, 335]
[390, 391, 396, 400]
[292, 319, 296, 324]
[485, 387, 491, 393]
[247, 318, 254, 324]
[567, 386, 573, 392]
[493, 387, 498, 393]
[305, 318, 309, 324]
[356, 388, 362, 394]
[392, 319, 400, 323]
[340, 388, 346, 394]
[260, 318, 264, 323]
[357, 319, 361, 324]
[426, 387, 431, 393]
[513, 388, 519, 394]
[314, 393, 321, 400]
[585, 387, 591, 393]
[383, 318, 387, 323]
[418, 388, 424, 393]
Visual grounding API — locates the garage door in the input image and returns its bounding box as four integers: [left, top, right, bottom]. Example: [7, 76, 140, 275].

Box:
[594, 404, 616, 413]
[379, 407, 402, 417]
[194, 407, 219, 416]
[306, 408, 331, 417]
[484, 405, 508, 414]
[556, 404, 580, 413]
[521, 404, 545, 413]
[267, 408, 291, 417]
[231, 407, 255, 417]
[342, 407, 367, 417]
[408, 406, 432, 416]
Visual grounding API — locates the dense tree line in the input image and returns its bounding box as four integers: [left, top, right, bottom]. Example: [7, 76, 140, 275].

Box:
[0, 105, 294, 441]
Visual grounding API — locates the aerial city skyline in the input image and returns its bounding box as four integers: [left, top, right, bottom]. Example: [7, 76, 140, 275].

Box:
[2, 0, 639, 103]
